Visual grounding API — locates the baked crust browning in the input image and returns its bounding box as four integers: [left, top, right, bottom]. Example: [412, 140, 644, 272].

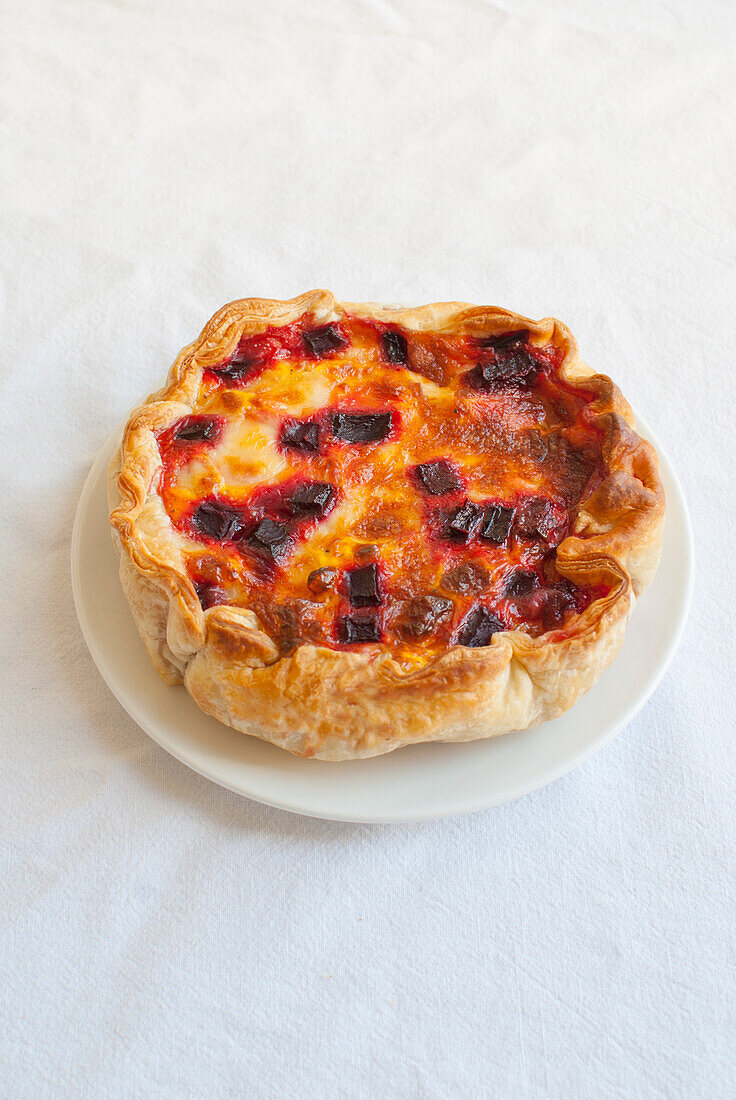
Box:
[109, 292, 664, 759]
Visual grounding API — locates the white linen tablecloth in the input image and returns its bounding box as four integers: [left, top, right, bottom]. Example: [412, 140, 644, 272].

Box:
[2, 1, 734, 1096]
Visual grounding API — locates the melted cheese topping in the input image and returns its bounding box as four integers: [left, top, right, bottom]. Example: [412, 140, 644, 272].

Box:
[155, 314, 608, 666]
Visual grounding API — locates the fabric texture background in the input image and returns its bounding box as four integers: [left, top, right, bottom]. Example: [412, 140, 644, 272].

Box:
[2, 1, 734, 1097]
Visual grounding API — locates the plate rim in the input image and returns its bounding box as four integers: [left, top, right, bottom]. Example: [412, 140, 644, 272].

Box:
[71, 417, 693, 823]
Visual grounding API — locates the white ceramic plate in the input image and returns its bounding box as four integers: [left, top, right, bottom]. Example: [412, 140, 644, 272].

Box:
[72, 419, 692, 823]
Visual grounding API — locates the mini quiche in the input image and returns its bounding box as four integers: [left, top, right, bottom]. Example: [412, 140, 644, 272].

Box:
[108, 291, 664, 760]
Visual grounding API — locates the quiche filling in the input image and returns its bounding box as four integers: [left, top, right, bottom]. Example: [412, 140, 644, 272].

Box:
[154, 313, 610, 660]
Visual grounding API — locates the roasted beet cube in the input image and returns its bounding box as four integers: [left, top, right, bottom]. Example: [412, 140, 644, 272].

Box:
[415, 460, 462, 496]
[280, 419, 320, 452]
[249, 517, 287, 556]
[191, 500, 246, 541]
[503, 570, 538, 598]
[516, 497, 557, 539]
[381, 330, 408, 364]
[479, 329, 530, 351]
[393, 595, 453, 640]
[174, 416, 222, 444]
[445, 501, 484, 542]
[339, 613, 381, 644]
[479, 349, 539, 388]
[346, 563, 381, 607]
[211, 354, 260, 381]
[540, 585, 577, 631]
[456, 605, 505, 648]
[467, 331, 539, 392]
[331, 411, 392, 444]
[194, 582, 227, 610]
[303, 324, 348, 358]
[286, 481, 334, 517]
[480, 504, 514, 544]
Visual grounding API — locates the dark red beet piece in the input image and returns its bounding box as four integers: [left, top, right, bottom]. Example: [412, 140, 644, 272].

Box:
[479, 329, 530, 351]
[332, 411, 392, 444]
[280, 419, 320, 452]
[456, 605, 504, 647]
[303, 324, 348, 358]
[212, 353, 261, 382]
[346, 563, 381, 607]
[480, 504, 514, 544]
[471, 351, 539, 391]
[415, 460, 462, 496]
[381, 330, 408, 365]
[339, 613, 381, 644]
[249, 517, 287, 557]
[516, 497, 557, 539]
[286, 481, 334, 517]
[445, 501, 484, 542]
[540, 586, 577, 631]
[194, 582, 227, 609]
[174, 416, 222, 444]
[191, 500, 246, 541]
[467, 331, 539, 392]
[503, 570, 538, 598]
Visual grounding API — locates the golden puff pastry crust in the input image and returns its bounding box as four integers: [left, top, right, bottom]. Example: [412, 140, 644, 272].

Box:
[108, 291, 664, 760]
